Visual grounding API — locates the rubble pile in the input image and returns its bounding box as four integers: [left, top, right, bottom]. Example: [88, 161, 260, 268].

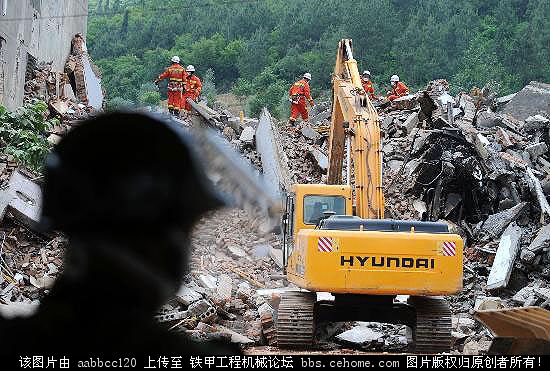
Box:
[1, 35, 104, 310]
[23, 34, 104, 134]
[277, 102, 332, 184]
[380, 80, 550, 354]
[256, 79, 550, 354]
[0, 163, 67, 306]
[157, 208, 284, 346]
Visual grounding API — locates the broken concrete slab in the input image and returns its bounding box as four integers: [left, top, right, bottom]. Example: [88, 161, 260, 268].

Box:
[495, 92, 516, 106]
[4, 169, 42, 231]
[215, 274, 233, 304]
[526, 167, 550, 223]
[520, 225, 550, 264]
[475, 202, 527, 242]
[476, 110, 500, 128]
[512, 285, 538, 305]
[402, 112, 419, 134]
[336, 324, 384, 345]
[197, 274, 217, 290]
[49, 98, 69, 115]
[239, 126, 255, 145]
[474, 296, 505, 311]
[236, 282, 252, 303]
[215, 325, 254, 344]
[301, 126, 321, 141]
[29, 275, 56, 289]
[255, 108, 292, 201]
[534, 287, 550, 301]
[392, 94, 417, 110]
[523, 114, 550, 132]
[521, 224, 550, 264]
[175, 286, 203, 306]
[503, 81, 550, 121]
[495, 127, 513, 148]
[308, 148, 328, 172]
[227, 244, 247, 259]
[268, 246, 283, 268]
[526, 142, 548, 160]
[486, 222, 523, 290]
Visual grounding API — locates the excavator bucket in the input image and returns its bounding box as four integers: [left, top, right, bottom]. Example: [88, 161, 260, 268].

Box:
[475, 306, 550, 354]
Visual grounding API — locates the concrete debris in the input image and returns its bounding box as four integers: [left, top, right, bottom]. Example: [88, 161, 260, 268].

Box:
[523, 114, 550, 132]
[268, 246, 283, 268]
[474, 296, 505, 311]
[474, 203, 527, 242]
[402, 112, 419, 134]
[307, 148, 328, 172]
[301, 125, 322, 141]
[336, 325, 384, 345]
[525, 142, 548, 160]
[198, 274, 217, 290]
[215, 274, 233, 305]
[239, 126, 255, 145]
[175, 286, 203, 306]
[486, 222, 523, 290]
[0, 168, 42, 232]
[520, 224, 550, 264]
[503, 81, 550, 121]
[25, 35, 103, 123]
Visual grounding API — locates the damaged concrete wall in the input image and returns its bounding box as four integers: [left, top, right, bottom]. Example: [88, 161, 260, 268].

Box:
[0, 0, 88, 111]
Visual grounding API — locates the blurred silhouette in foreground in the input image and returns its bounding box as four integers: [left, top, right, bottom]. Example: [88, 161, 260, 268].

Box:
[0, 112, 239, 355]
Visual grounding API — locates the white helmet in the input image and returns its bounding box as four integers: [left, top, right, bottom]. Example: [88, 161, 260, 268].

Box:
[390, 74, 400, 83]
[171, 56, 180, 64]
[363, 70, 371, 76]
[186, 65, 196, 72]
[303, 72, 311, 80]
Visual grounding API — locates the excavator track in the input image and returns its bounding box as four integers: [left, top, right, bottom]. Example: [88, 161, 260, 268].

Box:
[409, 296, 452, 353]
[277, 291, 316, 348]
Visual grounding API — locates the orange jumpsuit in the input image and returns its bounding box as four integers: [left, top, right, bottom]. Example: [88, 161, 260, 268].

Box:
[361, 79, 376, 100]
[289, 79, 314, 122]
[387, 81, 409, 101]
[157, 63, 187, 111]
[183, 75, 202, 112]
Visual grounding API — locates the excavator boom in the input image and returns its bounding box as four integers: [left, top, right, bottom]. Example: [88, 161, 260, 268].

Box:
[327, 39, 384, 219]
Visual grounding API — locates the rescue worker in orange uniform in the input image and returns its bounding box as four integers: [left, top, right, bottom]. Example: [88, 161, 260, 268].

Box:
[387, 75, 410, 101]
[155, 56, 187, 116]
[361, 70, 377, 100]
[182, 65, 202, 112]
[288, 73, 314, 127]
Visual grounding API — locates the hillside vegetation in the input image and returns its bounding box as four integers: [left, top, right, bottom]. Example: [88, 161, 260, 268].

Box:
[88, 0, 550, 117]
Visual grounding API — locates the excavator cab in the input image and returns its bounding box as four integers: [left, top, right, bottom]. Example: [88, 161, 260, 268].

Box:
[282, 184, 352, 271]
[277, 39, 464, 353]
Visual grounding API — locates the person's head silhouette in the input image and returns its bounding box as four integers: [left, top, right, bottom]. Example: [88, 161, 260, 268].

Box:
[40, 112, 227, 309]
[0, 112, 238, 357]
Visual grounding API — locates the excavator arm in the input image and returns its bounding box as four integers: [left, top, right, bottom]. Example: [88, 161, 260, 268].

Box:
[327, 39, 384, 219]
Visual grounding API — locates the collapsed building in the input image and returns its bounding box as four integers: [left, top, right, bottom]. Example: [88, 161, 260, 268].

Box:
[0, 0, 91, 111]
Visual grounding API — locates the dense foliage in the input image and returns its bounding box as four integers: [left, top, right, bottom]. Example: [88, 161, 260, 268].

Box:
[88, 0, 550, 118]
[0, 101, 58, 172]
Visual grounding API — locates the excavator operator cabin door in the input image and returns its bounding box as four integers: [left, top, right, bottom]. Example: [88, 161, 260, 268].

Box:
[282, 193, 295, 272]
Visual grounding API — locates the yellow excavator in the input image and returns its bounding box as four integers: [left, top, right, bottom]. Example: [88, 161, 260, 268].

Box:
[278, 39, 464, 353]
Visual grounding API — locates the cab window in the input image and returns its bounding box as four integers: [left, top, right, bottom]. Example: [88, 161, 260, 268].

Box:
[303, 195, 346, 225]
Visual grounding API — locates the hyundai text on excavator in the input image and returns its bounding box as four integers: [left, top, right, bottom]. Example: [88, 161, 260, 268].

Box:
[278, 39, 464, 353]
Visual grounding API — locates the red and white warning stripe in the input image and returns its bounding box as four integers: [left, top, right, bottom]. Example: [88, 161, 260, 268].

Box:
[318, 237, 333, 252]
[442, 241, 457, 256]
